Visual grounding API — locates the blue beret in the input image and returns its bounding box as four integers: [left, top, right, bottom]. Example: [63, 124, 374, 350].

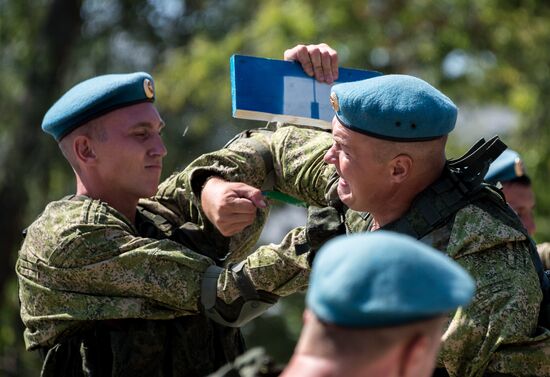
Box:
[42, 72, 155, 141]
[485, 149, 528, 184]
[329, 74, 457, 141]
[306, 231, 475, 328]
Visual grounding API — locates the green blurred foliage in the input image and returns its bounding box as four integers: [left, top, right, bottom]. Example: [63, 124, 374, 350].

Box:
[2, 0, 550, 374]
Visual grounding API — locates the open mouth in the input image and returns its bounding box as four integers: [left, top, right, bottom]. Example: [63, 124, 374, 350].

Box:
[338, 177, 349, 188]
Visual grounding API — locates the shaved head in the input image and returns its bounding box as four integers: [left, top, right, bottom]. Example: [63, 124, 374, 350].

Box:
[298, 310, 446, 364]
[371, 135, 448, 169]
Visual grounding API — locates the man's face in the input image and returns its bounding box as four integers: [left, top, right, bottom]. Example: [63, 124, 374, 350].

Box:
[501, 182, 536, 235]
[323, 118, 391, 212]
[92, 102, 167, 202]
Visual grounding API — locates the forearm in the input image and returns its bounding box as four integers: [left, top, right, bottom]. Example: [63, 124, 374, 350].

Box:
[185, 124, 335, 207]
[145, 170, 269, 264]
[184, 128, 274, 203]
[177, 125, 335, 240]
[217, 226, 310, 303]
[200, 226, 311, 327]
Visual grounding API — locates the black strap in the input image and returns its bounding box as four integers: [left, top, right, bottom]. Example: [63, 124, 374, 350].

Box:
[447, 135, 507, 190]
[382, 136, 507, 239]
[136, 205, 230, 265]
[381, 168, 481, 239]
[379, 137, 550, 328]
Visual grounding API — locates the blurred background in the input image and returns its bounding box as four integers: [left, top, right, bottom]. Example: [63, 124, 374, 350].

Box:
[2, 0, 550, 374]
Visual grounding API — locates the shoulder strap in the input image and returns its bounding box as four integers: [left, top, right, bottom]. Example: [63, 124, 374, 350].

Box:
[382, 136, 507, 239]
[380, 136, 550, 326]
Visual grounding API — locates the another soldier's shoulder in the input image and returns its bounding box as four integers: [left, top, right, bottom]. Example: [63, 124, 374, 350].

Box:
[208, 348, 284, 377]
[447, 203, 528, 258]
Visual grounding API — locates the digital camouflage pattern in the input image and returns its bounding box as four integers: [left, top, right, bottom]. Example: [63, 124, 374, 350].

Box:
[17, 181, 310, 375]
[143, 159, 272, 266]
[146, 164, 311, 300]
[18, 198, 210, 350]
[183, 124, 550, 377]
[36, 316, 247, 377]
[207, 347, 283, 377]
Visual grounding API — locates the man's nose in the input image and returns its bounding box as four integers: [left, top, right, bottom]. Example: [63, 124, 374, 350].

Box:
[324, 145, 337, 164]
[149, 134, 167, 157]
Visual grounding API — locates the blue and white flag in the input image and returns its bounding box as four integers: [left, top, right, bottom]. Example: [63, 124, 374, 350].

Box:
[231, 55, 381, 129]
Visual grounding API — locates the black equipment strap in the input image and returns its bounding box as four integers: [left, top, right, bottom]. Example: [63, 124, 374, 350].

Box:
[382, 136, 507, 239]
[379, 136, 550, 326]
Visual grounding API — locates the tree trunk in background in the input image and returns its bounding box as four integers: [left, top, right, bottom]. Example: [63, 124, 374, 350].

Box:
[0, 1, 82, 374]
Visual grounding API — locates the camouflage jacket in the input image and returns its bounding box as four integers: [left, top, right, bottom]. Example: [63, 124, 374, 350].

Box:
[17, 188, 310, 375]
[183, 124, 550, 377]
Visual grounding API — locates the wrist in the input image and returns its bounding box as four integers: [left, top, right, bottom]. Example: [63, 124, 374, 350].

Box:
[200, 175, 226, 198]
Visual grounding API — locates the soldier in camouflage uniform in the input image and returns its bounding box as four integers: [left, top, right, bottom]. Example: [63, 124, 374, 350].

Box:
[16, 72, 315, 377]
[485, 148, 550, 270]
[189, 45, 550, 376]
[485, 148, 536, 236]
[210, 231, 476, 377]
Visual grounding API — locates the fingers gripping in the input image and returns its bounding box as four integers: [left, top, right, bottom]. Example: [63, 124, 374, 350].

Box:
[201, 178, 267, 236]
[284, 43, 339, 84]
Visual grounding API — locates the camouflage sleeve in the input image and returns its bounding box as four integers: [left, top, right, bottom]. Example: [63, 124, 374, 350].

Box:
[142, 167, 270, 265]
[484, 333, 550, 376]
[438, 243, 547, 376]
[17, 200, 216, 348]
[427, 203, 550, 376]
[144, 124, 334, 264]
[181, 124, 336, 208]
[18, 200, 311, 348]
[217, 226, 311, 303]
[18, 220, 214, 324]
[269, 125, 335, 205]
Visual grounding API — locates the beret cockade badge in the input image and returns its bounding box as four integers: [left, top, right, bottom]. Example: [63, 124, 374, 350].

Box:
[330, 92, 339, 112]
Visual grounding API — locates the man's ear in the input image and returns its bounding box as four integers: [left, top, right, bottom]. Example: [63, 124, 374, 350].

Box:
[74, 136, 97, 164]
[398, 334, 431, 377]
[389, 154, 413, 183]
[303, 309, 314, 325]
